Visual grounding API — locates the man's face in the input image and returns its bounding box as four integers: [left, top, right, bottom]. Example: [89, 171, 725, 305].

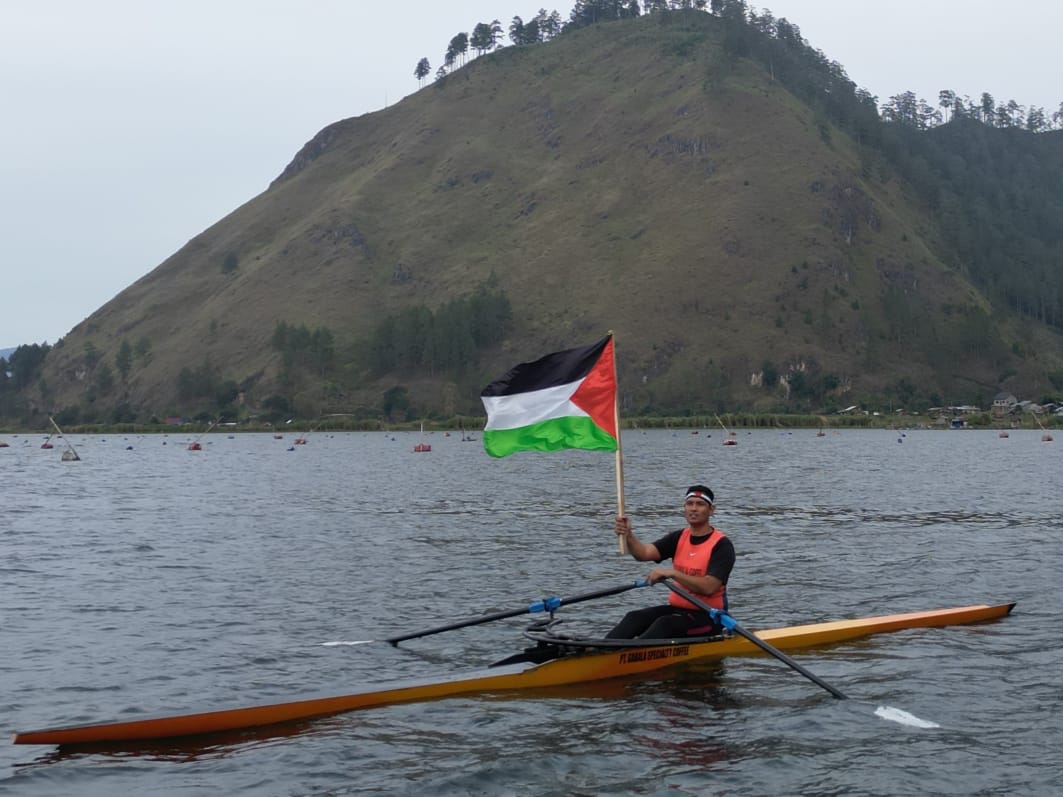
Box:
[684, 497, 713, 524]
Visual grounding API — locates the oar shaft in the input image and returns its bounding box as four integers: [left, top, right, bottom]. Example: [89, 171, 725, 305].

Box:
[384, 606, 530, 645]
[385, 580, 648, 646]
[664, 581, 847, 700]
[552, 580, 648, 608]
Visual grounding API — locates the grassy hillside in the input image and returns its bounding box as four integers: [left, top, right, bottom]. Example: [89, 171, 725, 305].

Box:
[16, 9, 1063, 425]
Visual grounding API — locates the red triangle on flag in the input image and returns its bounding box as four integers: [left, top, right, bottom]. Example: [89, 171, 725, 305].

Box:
[570, 336, 617, 437]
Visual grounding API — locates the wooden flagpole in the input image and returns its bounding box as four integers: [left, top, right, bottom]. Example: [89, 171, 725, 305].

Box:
[610, 332, 627, 555]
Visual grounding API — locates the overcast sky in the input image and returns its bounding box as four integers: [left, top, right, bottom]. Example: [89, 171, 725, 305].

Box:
[3, 0, 1060, 349]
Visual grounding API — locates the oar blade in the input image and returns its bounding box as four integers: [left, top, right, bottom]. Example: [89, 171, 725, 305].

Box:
[321, 640, 374, 647]
[874, 705, 939, 728]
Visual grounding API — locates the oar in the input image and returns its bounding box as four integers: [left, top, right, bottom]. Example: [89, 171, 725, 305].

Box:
[384, 580, 649, 646]
[49, 416, 81, 461]
[664, 580, 848, 700]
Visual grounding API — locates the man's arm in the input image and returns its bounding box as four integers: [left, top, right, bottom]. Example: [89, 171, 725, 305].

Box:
[649, 535, 733, 594]
[652, 568, 723, 596]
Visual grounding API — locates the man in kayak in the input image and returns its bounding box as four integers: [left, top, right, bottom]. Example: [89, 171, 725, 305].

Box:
[607, 485, 735, 639]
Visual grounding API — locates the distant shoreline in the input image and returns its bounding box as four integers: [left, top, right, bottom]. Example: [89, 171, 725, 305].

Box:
[2, 412, 1056, 436]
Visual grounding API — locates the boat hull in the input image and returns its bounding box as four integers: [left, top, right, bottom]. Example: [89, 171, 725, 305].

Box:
[11, 602, 1013, 746]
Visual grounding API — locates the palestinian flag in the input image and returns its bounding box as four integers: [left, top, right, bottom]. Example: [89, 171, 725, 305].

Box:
[480, 335, 618, 458]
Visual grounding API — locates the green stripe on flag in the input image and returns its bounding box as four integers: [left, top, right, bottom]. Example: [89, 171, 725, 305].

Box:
[483, 416, 618, 458]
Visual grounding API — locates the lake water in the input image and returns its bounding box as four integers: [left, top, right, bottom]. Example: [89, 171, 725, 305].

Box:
[1, 428, 1061, 796]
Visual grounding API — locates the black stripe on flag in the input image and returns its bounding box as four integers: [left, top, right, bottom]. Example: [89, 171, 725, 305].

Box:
[480, 335, 611, 397]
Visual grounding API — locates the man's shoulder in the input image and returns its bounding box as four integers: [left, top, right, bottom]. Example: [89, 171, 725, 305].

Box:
[710, 533, 736, 568]
[652, 527, 685, 550]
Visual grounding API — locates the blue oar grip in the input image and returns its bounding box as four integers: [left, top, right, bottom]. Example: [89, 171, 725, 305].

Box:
[529, 581, 648, 614]
[660, 577, 734, 628]
[696, 604, 737, 629]
[527, 596, 563, 613]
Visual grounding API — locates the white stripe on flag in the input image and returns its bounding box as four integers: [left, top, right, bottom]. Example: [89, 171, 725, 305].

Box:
[482, 380, 588, 431]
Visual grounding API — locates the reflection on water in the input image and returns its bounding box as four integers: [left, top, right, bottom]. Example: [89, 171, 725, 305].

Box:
[16, 717, 322, 767]
[2, 430, 1061, 796]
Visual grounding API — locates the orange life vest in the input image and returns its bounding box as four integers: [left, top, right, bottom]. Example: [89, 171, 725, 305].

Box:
[667, 527, 728, 611]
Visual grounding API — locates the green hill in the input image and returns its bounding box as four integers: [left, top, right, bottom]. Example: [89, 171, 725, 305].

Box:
[6, 7, 1063, 426]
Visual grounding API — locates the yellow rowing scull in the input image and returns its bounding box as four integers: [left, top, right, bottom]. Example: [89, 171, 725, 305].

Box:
[11, 602, 1013, 746]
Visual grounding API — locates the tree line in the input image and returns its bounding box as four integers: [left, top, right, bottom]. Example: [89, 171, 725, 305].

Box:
[366, 282, 512, 375]
[415, 3, 701, 83]
[415, 1, 1060, 133]
[881, 90, 1061, 134]
[0, 343, 50, 420]
[271, 322, 336, 378]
